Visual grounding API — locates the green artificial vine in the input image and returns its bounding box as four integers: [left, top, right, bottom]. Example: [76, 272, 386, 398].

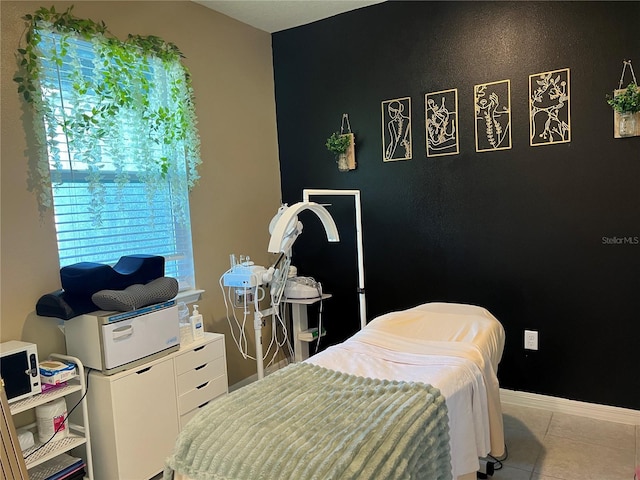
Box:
[15, 5, 185, 102]
[17, 6, 98, 99]
[14, 5, 201, 223]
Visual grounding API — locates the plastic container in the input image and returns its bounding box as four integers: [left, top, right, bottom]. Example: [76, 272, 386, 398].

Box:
[178, 302, 193, 345]
[39, 360, 76, 385]
[36, 397, 68, 443]
[16, 428, 35, 451]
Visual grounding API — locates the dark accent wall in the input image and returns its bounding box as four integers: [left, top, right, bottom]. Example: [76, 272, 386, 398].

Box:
[272, 1, 640, 410]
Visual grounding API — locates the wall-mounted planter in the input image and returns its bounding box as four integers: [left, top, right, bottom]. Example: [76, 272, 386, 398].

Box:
[327, 131, 356, 172]
[609, 61, 639, 138]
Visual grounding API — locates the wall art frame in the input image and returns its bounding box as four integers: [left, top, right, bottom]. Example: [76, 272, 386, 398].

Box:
[382, 97, 412, 162]
[529, 68, 571, 146]
[425, 88, 459, 157]
[474, 80, 512, 152]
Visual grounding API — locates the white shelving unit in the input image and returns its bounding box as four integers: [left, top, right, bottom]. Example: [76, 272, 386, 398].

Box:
[9, 354, 93, 479]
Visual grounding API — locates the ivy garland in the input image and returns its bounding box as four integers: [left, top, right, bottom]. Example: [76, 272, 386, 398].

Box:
[14, 5, 201, 224]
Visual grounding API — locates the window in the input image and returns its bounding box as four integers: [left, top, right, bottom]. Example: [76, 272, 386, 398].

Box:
[52, 175, 196, 291]
[30, 27, 200, 291]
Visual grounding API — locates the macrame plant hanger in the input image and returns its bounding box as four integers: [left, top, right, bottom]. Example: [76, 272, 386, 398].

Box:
[611, 60, 639, 138]
[617, 59, 637, 92]
[338, 114, 356, 172]
[340, 114, 352, 136]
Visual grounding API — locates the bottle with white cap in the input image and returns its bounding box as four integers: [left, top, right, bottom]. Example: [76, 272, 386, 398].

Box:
[190, 304, 205, 340]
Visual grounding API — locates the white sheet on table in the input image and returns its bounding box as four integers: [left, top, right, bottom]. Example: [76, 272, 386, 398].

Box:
[308, 302, 506, 479]
[359, 302, 506, 458]
[309, 339, 484, 479]
[365, 302, 506, 371]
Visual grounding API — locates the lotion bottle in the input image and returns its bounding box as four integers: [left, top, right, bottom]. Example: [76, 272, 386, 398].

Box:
[190, 304, 205, 340]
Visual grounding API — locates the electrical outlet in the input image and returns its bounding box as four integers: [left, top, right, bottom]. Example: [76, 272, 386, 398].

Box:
[524, 330, 539, 350]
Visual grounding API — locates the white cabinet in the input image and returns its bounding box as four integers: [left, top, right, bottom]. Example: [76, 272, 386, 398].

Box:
[8, 354, 94, 480]
[88, 333, 227, 480]
[88, 354, 178, 480]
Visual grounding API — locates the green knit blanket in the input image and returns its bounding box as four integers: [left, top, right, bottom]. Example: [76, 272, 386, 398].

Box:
[164, 363, 452, 480]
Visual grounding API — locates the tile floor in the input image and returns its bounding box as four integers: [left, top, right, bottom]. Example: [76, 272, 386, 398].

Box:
[154, 403, 639, 480]
[492, 403, 638, 480]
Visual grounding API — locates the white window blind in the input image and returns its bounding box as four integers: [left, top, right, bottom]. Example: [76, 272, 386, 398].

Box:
[36, 30, 196, 290]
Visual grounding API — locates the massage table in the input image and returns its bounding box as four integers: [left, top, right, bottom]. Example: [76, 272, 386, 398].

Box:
[164, 302, 506, 480]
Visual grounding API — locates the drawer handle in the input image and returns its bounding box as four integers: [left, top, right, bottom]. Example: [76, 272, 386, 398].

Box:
[198, 401, 210, 409]
[112, 325, 133, 340]
[196, 381, 209, 390]
[136, 366, 152, 374]
[195, 364, 206, 371]
[193, 346, 205, 352]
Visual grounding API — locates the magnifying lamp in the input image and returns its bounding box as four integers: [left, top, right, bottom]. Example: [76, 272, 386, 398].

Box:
[267, 202, 340, 255]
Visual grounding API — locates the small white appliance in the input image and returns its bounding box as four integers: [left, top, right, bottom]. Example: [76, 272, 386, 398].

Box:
[284, 277, 322, 299]
[64, 300, 179, 375]
[0, 341, 42, 403]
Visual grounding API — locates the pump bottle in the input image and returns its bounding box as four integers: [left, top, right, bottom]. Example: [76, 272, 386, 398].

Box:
[190, 304, 205, 340]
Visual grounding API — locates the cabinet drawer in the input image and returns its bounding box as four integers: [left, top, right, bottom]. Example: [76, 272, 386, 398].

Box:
[179, 388, 227, 428]
[179, 391, 222, 429]
[177, 356, 225, 395]
[178, 374, 227, 415]
[175, 340, 223, 375]
[180, 405, 205, 428]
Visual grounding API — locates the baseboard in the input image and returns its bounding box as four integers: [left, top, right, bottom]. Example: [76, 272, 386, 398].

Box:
[500, 388, 640, 425]
[229, 358, 291, 392]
